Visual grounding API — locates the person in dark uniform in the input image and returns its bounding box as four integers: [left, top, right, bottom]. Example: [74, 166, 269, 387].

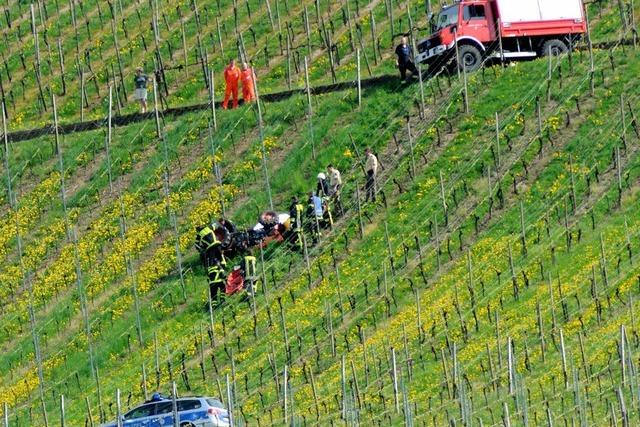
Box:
[395, 37, 419, 82]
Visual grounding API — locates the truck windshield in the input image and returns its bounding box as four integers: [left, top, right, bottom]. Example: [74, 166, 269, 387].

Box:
[435, 6, 459, 31]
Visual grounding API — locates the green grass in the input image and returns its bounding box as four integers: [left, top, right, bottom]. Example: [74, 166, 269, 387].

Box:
[0, 0, 639, 426]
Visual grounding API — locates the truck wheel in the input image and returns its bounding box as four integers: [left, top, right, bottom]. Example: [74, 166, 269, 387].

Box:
[540, 39, 568, 56]
[457, 45, 483, 73]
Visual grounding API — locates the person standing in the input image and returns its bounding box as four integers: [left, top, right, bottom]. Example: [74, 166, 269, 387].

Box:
[134, 67, 149, 113]
[223, 59, 241, 109]
[327, 164, 343, 215]
[316, 172, 330, 197]
[395, 37, 419, 82]
[327, 164, 342, 196]
[364, 148, 378, 202]
[240, 62, 256, 103]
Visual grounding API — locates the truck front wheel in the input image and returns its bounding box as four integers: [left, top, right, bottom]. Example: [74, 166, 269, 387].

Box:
[540, 39, 568, 56]
[457, 45, 483, 73]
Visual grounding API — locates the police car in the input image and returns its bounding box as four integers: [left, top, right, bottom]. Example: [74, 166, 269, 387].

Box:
[101, 396, 231, 427]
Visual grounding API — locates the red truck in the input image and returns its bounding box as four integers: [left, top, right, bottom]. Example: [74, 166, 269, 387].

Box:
[415, 0, 587, 72]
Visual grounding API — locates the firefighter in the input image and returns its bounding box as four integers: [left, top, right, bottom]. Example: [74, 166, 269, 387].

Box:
[395, 36, 419, 82]
[288, 196, 305, 250]
[364, 148, 379, 202]
[195, 224, 227, 303]
[222, 59, 241, 109]
[240, 62, 256, 103]
[307, 191, 323, 243]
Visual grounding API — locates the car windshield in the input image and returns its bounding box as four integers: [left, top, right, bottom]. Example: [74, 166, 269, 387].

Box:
[123, 403, 156, 420]
[435, 5, 459, 30]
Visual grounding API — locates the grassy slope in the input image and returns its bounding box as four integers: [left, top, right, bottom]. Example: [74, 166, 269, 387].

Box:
[0, 0, 639, 426]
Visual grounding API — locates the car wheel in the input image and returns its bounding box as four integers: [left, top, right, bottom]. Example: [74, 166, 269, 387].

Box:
[457, 44, 483, 73]
[180, 423, 196, 427]
[540, 39, 568, 56]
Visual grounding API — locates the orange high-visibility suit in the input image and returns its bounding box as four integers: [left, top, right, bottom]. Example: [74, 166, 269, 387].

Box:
[222, 65, 241, 109]
[241, 68, 256, 102]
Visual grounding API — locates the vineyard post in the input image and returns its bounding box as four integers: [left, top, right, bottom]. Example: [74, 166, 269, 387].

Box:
[357, 48, 362, 108]
[503, 402, 512, 427]
[181, 19, 189, 77]
[389, 0, 395, 47]
[52, 95, 71, 243]
[106, 86, 114, 193]
[621, 94, 627, 149]
[30, 4, 47, 113]
[569, 154, 577, 212]
[84, 397, 94, 427]
[346, 0, 355, 52]
[618, 0, 628, 30]
[216, 17, 225, 55]
[207, 124, 225, 216]
[391, 347, 400, 413]
[585, 8, 595, 96]
[462, 57, 469, 113]
[283, 364, 289, 424]
[434, 214, 441, 270]
[207, 281, 216, 347]
[370, 11, 378, 65]
[57, 38, 66, 95]
[616, 146, 622, 207]
[60, 395, 65, 427]
[356, 187, 365, 238]
[536, 96, 542, 135]
[72, 227, 96, 383]
[439, 170, 448, 225]
[304, 57, 316, 159]
[308, 366, 320, 419]
[208, 70, 217, 130]
[153, 79, 187, 300]
[96, 367, 104, 422]
[116, 389, 122, 427]
[519, 201, 527, 256]
[407, 117, 416, 179]
[3, 402, 7, 427]
[507, 337, 514, 395]
[226, 374, 235, 427]
[286, 34, 292, 89]
[171, 382, 179, 426]
[141, 363, 148, 400]
[599, 234, 609, 287]
[109, 2, 127, 99]
[80, 67, 85, 121]
[621, 325, 627, 385]
[617, 387, 629, 427]
[266, 0, 275, 29]
[340, 356, 346, 420]
[117, 183, 144, 346]
[495, 112, 501, 168]
[304, 6, 312, 56]
[536, 302, 546, 362]
[252, 72, 274, 210]
[559, 329, 568, 389]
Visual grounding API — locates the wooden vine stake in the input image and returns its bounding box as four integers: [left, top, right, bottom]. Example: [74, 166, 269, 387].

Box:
[356, 48, 362, 108]
[60, 395, 66, 427]
[252, 72, 274, 210]
[116, 389, 122, 427]
[304, 57, 316, 160]
[30, 4, 47, 113]
[153, 79, 187, 301]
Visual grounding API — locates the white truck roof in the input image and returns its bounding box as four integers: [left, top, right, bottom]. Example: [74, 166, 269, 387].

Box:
[496, 0, 584, 24]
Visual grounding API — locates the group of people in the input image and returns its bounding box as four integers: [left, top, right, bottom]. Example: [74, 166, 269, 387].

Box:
[131, 58, 257, 113]
[132, 36, 417, 115]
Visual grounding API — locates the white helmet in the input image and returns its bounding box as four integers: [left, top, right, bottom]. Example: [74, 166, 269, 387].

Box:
[317, 172, 326, 180]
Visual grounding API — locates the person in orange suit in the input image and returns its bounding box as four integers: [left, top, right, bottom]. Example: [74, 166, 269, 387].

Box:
[240, 62, 256, 103]
[222, 58, 241, 109]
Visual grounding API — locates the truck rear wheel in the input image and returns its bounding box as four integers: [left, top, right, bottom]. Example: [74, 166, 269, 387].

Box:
[540, 39, 568, 56]
[457, 45, 483, 73]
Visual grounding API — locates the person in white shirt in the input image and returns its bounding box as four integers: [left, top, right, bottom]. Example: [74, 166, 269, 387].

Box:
[364, 148, 378, 202]
[327, 164, 342, 196]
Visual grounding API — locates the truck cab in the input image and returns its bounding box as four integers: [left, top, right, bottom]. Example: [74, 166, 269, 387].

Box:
[416, 0, 586, 73]
[416, 1, 497, 71]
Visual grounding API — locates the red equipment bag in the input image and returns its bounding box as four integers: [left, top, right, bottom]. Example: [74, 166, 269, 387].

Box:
[225, 268, 245, 295]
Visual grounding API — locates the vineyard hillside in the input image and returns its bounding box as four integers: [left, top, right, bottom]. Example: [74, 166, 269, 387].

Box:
[1, 0, 640, 425]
